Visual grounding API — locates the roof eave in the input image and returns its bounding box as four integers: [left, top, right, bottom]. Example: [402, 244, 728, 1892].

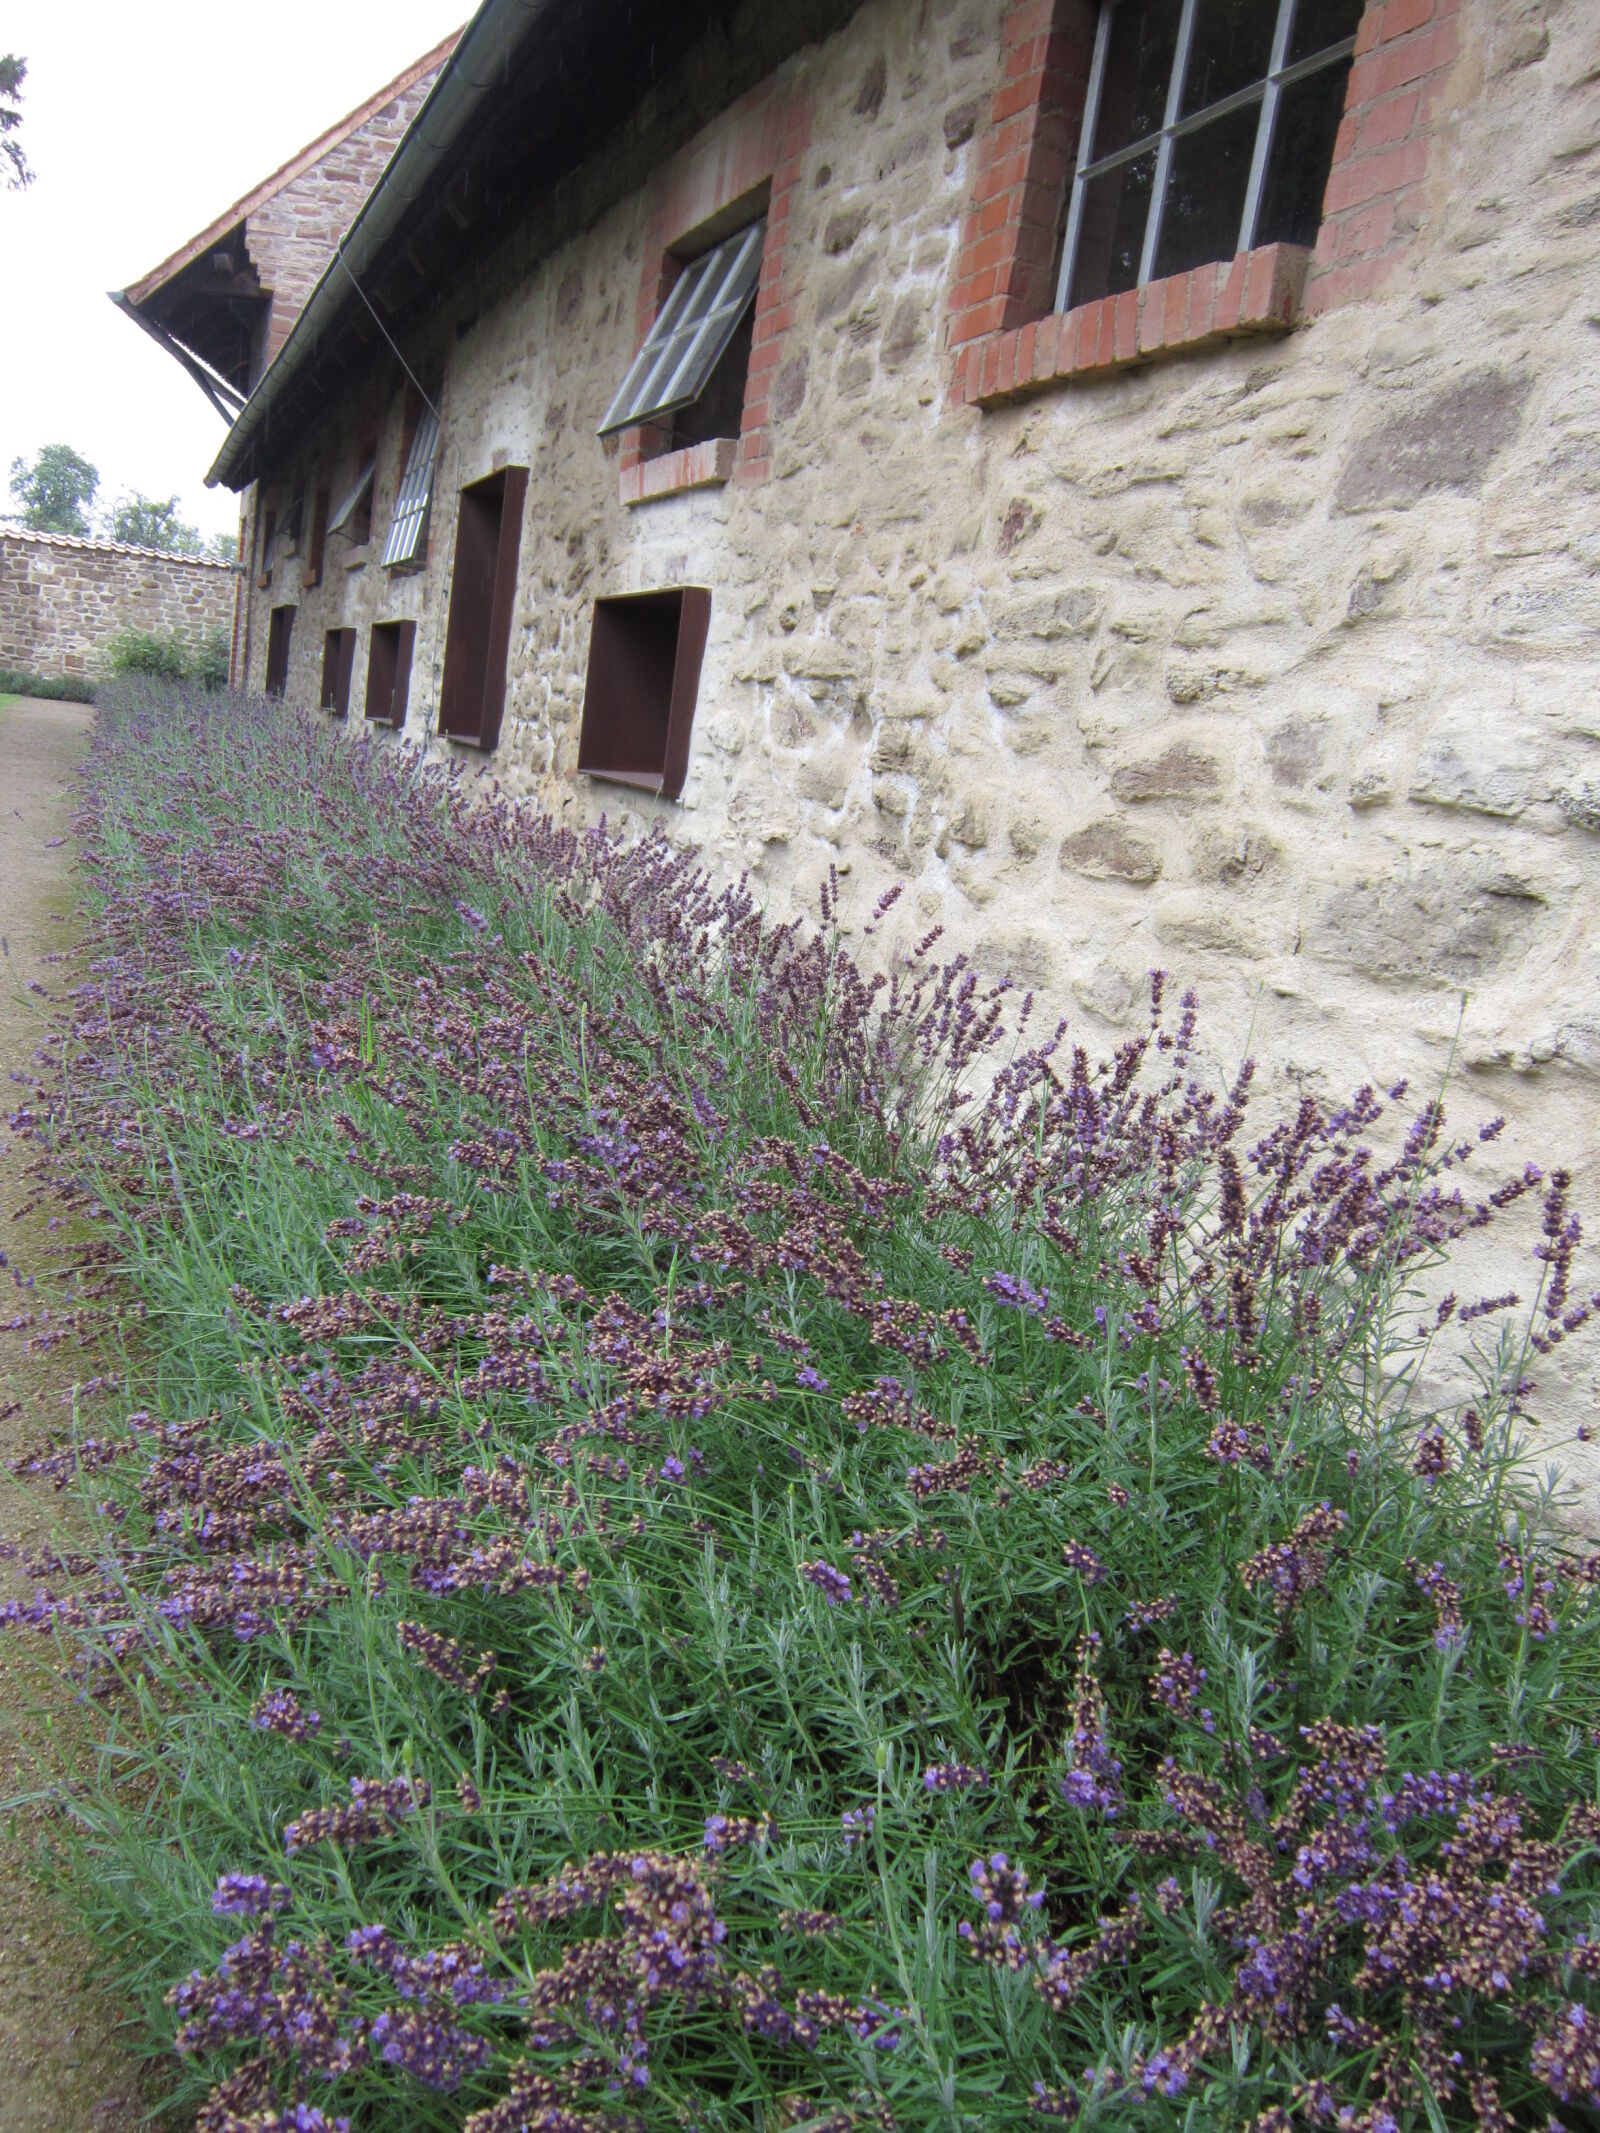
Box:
[121, 27, 464, 312]
[208, 0, 552, 492]
[108, 292, 248, 424]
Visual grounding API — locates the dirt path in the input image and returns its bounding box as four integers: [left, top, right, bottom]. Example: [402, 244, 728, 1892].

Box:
[0, 696, 148, 2132]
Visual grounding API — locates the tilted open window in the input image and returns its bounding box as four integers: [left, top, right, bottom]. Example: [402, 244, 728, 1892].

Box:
[577, 588, 711, 801]
[383, 405, 440, 570]
[328, 454, 376, 542]
[264, 604, 296, 699]
[1059, 0, 1363, 313]
[597, 221, 767, 439]
[437, 466, 528, 751]
[320, 627, 357, 716]
[303, 487, 331, 589]
[365, 620, 416, 729]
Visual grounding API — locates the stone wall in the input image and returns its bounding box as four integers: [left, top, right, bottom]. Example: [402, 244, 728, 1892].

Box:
[238, 0, 1600, 1478]
[0, 530, 239, 679]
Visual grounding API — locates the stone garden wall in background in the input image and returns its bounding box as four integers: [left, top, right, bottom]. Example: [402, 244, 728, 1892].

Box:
[0, 528, 239, 682]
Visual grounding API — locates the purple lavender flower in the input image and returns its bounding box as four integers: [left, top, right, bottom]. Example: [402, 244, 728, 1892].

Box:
[1149, 1648, 1210, 1728]
[800, 1559, 853, 1605]
[1061, 1634, 1123, 1816]
[795, 1364, 831, 1393]
[841, 1805, 875, 1849]
[250, 1686, 320, 1739]
[924, 1760, 989, 1794]
[983, 1269, 1049, 1316]
[702, 1811, 771, 1855]
[211, 1872, 291, 1917]
[1061, 1540, 1106, 1585]
[369, 2004, 493, 2090]
[960, 1852, 1045, 1968]
[1532, 2002, 1600, 2107]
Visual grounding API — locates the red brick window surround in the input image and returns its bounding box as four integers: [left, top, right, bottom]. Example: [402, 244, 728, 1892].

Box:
[617, 79, 811, 506]
[949, 0, 1460, 410]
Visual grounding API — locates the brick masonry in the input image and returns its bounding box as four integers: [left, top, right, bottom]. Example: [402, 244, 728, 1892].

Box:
[121, 35, 455, 394]
[246, 58, 448, 374]
[946, 0, 1465, 394]
[0, 530, 239, 679]
[617, 76, 813, 495]
[233, 0, 1600, 1476]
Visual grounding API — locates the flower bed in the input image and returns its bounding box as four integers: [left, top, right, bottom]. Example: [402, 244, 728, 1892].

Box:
[5, 681, 1600, 2133]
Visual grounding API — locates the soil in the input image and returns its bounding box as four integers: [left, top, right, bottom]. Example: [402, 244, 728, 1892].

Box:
[0, 695, 150, 2131]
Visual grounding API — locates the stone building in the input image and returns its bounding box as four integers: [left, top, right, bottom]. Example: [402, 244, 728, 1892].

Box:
[133, 0, 1600, 1444]
[0, 528, 238, 682]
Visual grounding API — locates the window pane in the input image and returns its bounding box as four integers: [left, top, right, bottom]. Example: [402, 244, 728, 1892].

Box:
[675, 251, 725, 327]
[598, 221, 766, 436]
[1152, 96, 1261, 279]
[1255, 53, 1353, 246]
[1182, 0, 1280, 117]
[1092, 0, 1183, 160]
[1068, 149, 1158, 307]
[1287, 0, 1366, 64]
[674, 303, 756, 449]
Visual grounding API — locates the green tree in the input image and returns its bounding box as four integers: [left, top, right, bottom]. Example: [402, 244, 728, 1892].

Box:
[206, 529, 239, 564]
[0, 55, 31, 190]
[8, 443, 98, 535]
[109, 492, 203, 554]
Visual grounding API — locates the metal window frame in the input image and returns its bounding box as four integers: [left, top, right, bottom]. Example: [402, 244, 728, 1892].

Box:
[597, 219, 768, 440]
[328, 456, 377, 538]
[1055, 0, 1358, 315]
[382, 406, 440, 571]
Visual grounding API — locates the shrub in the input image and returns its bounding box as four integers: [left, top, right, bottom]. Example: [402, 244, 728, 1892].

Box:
[104, 626, 192, 682]
[0, 663, 94, 702]
[192, 625, 231, 693]
[103, 625, 230, 691]
[6, 680, 1600, 2133]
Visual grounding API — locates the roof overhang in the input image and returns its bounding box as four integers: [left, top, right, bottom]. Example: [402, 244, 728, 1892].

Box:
[111, 29, 462, 421]
[109, 292, 248, 423]
[121, 30, 462, 311]
[208, 0, 745, 491]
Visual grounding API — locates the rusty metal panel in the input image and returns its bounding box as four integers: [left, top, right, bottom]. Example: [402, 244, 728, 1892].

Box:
[265, 604, 296, 697]
[365, 618, 416, 728]
[577, 586, 710, 800]
[438, 466, 526, 749]
[320, 627, 356, 715]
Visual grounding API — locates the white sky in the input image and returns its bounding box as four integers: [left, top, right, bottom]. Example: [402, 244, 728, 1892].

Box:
[0, 0, 466, 542]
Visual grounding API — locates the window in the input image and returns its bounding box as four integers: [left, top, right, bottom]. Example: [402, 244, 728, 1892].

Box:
[597, 220, 767, 439]
[320, 627, 357, 716]
[384, 403, 440, 571]
[365, 620, 416, 729]
[437, 466, 528, 750]
[264, 605, 295, 698]
[258, 508, 277, 588]
[1058, 0, 1363, 313]
[672, 303, 757, 452]
[576, 588, 711, 801]
[328, 448, 376, 547]
[302, 486, 331, 589]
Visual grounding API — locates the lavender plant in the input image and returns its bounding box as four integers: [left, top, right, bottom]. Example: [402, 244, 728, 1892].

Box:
[4, 679, 1599, 2133]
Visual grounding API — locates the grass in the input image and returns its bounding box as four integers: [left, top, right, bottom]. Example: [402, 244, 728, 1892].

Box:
[4, 678, 1600, 2133]
[0, 669, 96, 704]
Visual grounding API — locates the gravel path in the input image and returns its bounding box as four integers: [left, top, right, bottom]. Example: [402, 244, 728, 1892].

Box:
[0, 696, 149, 2132]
